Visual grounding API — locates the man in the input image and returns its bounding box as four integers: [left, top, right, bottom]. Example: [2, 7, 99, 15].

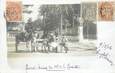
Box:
[60, 36, 68, 53]
[25, 18, 34, 33]
[24, 18, 34, 52]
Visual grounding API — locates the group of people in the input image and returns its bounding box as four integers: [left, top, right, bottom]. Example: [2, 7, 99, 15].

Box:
[31, 32, 68, 53]
[16, 18, 68, 53]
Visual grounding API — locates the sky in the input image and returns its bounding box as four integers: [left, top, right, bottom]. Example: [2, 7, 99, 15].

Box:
[23, 4, 41, 23]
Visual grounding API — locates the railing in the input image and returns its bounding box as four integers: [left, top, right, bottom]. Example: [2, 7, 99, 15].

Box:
[7, 31, 19, 38]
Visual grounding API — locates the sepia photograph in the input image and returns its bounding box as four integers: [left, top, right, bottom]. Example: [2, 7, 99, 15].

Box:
[7, 4, 97, 55]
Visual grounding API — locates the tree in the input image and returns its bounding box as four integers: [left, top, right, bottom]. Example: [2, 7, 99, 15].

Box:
[39, 4, 80, 37]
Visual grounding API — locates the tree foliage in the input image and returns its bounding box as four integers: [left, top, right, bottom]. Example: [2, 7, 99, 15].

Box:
[38, 4, 80, 35]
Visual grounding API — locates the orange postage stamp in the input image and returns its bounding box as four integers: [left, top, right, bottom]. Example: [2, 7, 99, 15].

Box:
[98, 2, 114, 21]
[6, 1, 22, 22]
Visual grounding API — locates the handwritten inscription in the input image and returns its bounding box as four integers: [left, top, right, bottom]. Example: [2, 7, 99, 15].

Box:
[6, 1, 22, 22]
[26, 64, 80, 71]
[97, 42, 113, 65]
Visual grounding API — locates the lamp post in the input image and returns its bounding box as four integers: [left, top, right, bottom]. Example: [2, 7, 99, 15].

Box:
[78, 17, 84, 42]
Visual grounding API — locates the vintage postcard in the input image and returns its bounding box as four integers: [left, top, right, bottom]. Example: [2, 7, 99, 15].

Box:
[0, 0, 115, 73]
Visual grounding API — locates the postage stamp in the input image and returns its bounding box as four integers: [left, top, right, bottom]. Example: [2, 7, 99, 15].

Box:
[82, 3, 97, 21]
[6, 1, 22, 22]
[98, 2, 114, 21]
